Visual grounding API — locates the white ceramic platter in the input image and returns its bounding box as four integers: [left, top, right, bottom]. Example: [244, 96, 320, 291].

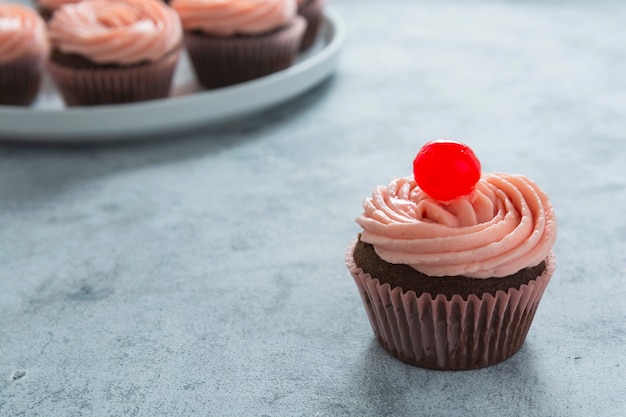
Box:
[0, 9, 345, 142]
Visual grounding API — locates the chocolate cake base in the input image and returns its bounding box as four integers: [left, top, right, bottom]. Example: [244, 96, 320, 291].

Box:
[47, 47, 180, 106]
[298, 0, 325, 51]
[353, 234, 546, 300]
[346, 237, 556, 370]
[184, 16, 306, 89]
[36, 6, 53, 22]
[50, 49, 158, 70]
[0, 55, 44, 106]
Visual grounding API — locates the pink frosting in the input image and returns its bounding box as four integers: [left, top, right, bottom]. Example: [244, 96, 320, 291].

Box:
[48, 0, 182, 65]
[36, 0, 81, 12]
[356, 173, 557, 278]
[0, 3, 48, 64]
[171, 0, 297, 36]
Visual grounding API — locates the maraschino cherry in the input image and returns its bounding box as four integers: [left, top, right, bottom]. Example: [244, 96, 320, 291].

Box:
[413, 140, 481, 202]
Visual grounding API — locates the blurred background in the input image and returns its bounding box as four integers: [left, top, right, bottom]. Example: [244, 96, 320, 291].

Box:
[1, 1, 625, 416]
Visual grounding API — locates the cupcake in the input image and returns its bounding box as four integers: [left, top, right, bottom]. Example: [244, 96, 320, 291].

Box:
[0, 3, 48, 106]
[34, 0, 80, 21]
[46, 0, 183, 106]
[346, 140, 558, 370]
[297, 0, 324, 50]
[171, 0, 306, 89]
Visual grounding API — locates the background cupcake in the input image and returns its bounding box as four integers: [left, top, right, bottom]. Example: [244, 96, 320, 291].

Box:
[0, 3, 48, 106]
[171, 0, 306, 89]
[47, 0, 182, 106]
[346, 140, 558, 370]
[297, 0, 325, 50]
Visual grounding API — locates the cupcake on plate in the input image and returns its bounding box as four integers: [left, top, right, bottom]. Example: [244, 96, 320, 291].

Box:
[297, 0, 324, 50]
[0, 3, 48, 106]
[33, 0, 80, 21]
[47, 0, 183, 106]
[346, 140, 558, 370]
[171, 0, 306, 89]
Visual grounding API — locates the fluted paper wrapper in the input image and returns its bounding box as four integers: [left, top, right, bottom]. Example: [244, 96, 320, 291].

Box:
[346, 240, 556, 370]
[47, 48, 180, 106]
[0, 54, 45, 106]
[184, 16, 306, 89]
[298, 0, 325, 50]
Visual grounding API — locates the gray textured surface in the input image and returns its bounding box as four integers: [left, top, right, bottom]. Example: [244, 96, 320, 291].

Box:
[1, 1, 626, 416]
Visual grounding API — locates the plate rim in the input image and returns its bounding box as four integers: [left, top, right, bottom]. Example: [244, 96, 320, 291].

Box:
[0, 8, 345, 142]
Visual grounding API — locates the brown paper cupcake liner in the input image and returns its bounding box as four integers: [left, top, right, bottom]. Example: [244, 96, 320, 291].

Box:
[298, 0, 325, 50]
[184, 16, 306, 89]
[47, 48, 180, 106]
[0, 54, 45, 106]
[346, 240, 556, 370]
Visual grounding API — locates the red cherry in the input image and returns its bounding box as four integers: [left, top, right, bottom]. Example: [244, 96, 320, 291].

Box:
[413, 140, 481, 201]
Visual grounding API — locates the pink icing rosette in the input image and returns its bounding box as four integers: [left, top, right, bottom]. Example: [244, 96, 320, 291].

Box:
[48, 0, 182, 65]
[36, 0, 81, 12]
[171, 0, 297, 36]
[0, 3, 48, 64]
[356, 174, 557, 278]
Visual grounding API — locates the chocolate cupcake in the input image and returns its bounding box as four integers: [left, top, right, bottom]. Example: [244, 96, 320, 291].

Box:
[0, 3, 48, 106]
[297, 0, 325, 50]
[346, 140, 558, 370]
[171, 0, 306, 89]
[46, 0, 182, 106]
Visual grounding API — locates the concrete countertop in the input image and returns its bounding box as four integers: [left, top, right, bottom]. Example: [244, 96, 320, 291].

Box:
[1, 0, 625, 415]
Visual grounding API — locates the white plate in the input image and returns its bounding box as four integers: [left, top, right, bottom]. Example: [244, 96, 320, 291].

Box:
[0, 9, 345, 142]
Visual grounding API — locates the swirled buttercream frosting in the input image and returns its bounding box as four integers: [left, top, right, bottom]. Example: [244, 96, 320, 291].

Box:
[48, 0, 182, 65]
[171, 0, 297, 36]
[37, 0, 81, 12]
[356, 174, 557, 279]
[0, 3, 48, 64]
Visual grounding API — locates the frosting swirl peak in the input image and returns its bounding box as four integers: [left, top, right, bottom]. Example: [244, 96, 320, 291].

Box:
[356, 173, 557, 278]
[36, 0, 81, 12]
[172, 0, 297, 36]
[48, 0, 182, 65]
[0, 3, 48, 64]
